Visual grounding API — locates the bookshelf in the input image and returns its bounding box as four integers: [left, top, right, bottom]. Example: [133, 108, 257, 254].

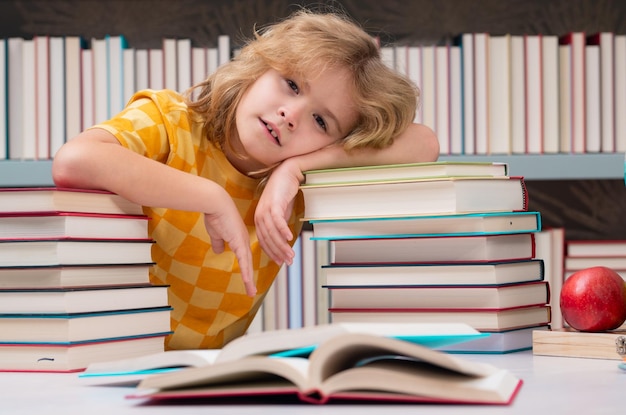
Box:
[1, 153, 624, 188]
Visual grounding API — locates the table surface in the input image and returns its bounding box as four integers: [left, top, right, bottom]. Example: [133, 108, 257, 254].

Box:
[1, 351, 623, 414]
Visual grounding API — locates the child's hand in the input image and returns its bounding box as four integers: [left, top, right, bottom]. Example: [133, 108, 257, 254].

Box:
[203, 193, 257, 297]
[255, 161, 302, 265]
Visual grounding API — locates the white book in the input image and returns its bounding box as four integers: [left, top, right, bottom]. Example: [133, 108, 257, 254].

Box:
[148, 49, 164, 90]
[34, 36, 50, 160]
[92, 38, 108, 124]
[616, 35, 626, 152]
[473, 33, 489, 155]
[135, 49, 149, 91]
[561, 32, 586, 153]
[558, 44, 572, 153]
[191, 47, 206, 99]
[407, 46, 422, 123]
[510, 35, 526, 154]
[420, 45, 436, 134]
[206, 47, 218, 75]
[162, 38, 177, 90]
[106, 35, 125, 118]
[123, 48, 136, 103]
[394, 45, 408, 76]
[449, 45, 463, 154]
[49, 36, 65, 158]
[64, 36, 82, 141]
[301, 230, 317, 327]
[217, 35, 230, 66]
[380, 46, 395, 69]
[461, 33, 475, 154]
[8, 38, 24, 160]
[177, 38, 192, 92]
[542, 35, 559, 153]
[81, 48, 94, 130]
[287, 236, 303, 329]
[525, 35, 542, 154]
[435, 46, 450, 154]
[488, 35, 511, 154]
[315, 239, 331, 325]
[274, 264, 289, 330]
[22, 39, 37, 160]
[591, 33, 615, 152]
[585, 44, 601, 153]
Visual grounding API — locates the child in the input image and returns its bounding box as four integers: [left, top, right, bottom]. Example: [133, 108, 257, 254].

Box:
[52, 10, 439, 350]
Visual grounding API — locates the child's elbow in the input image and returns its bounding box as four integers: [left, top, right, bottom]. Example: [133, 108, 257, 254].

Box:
[51, 143, 86, 188]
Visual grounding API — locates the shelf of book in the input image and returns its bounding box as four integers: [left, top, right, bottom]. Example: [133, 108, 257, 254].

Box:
[1, 153, 625, 188]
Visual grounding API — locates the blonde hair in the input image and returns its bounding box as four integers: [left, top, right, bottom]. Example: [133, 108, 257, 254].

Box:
[187, 9, 418, 164]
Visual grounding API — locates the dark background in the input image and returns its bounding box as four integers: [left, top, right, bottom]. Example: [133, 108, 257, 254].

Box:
[2, 0, 626, 240]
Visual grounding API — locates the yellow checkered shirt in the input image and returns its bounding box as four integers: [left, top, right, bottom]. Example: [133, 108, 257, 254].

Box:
[93, 89, 304, 350]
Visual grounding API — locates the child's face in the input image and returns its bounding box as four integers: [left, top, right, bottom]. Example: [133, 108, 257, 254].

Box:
[231, 67, 358, 173]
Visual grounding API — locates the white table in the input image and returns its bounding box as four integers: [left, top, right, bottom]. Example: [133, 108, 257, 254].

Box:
[1, 351, 623, 414]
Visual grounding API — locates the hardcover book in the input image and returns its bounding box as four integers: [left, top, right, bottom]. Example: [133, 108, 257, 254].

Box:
[308, 211, 542, 240]
[300, 176, 528, 220]
[128, 332, 522, 405]
[303, 161, 508, 185]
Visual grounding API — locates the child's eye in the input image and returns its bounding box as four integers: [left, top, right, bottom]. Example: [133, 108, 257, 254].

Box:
[314, 114, 327, 131]
[286, 79, 299, 94]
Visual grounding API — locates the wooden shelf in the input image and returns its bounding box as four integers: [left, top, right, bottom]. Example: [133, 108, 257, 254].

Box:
[1, 153, 625, 188]
[439, 153, 626, 180]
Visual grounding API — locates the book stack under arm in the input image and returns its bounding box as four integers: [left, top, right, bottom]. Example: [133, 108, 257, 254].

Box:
[0, 187, 172, 372]
[300, 161, 551, 353]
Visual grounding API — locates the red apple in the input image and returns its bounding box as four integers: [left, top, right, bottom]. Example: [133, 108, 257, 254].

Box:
[560, 266, 626, 332]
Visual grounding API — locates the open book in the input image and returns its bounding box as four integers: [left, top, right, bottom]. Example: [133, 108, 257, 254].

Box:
[80, 322, 486, 385]
[129, 333, 521, 405]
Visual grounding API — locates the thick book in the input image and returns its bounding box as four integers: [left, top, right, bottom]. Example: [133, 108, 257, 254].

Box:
[0, 187, 144, 215]
[0, 239, 154, 267]
[328, 233, 535, 264]
[308, 211, 542, 240]
[303, 161, 508, 185]
[565, 256, 626, 271]
[439, 325, 550, 354]
[0, 285, 168, 314]
[323, 259, 545, 287]
[330, 305, 552, 332]
[0, 264, 153, 289]
[328, 281, 550, 310]
[0, 212, 149, 240]
[532, 328, 626, 360]
[128, 332, 522, 405]
[0, 334, 166, 373]
[0, 306, 172, 343]
[79, 322, 485, 386]
[300, 176, 528, 220]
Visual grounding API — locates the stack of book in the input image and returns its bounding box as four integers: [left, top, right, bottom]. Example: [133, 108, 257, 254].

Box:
[0, 187, 172, 372]
[300, 161, 551, 353]
[564, 240, 626, 280]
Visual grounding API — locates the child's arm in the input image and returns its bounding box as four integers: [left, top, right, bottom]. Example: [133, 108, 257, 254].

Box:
[52, 129, 257, 296]
[255, 123, 439, 265]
